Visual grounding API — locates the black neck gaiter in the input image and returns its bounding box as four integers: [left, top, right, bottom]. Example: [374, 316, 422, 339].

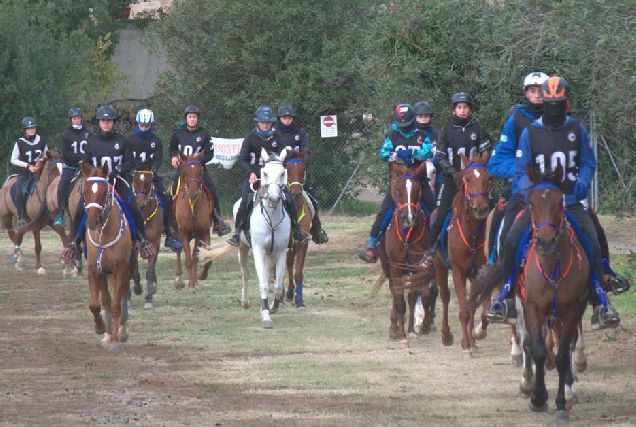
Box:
[542, 102, 567, 130]
[416, 122, 431, 131]
[526, 102, 544, 118]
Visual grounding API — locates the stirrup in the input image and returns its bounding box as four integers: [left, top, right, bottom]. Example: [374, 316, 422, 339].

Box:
[139, 239, 157, 260]
[486, 300, 517, 324]
[213, 221, 232, 237]
[165, 236, 182, 252]
[606, 275, 631, 295]
[311, 228, 329, 245]
[60, 243, 77, 263]
[358, 245, 378, 263]
[227, 234, 240, 247]
[419, 251, 435, 270]
[592, 305, 620, 330]
[295, 230, 311, 246]
[54, 214, 65, 228]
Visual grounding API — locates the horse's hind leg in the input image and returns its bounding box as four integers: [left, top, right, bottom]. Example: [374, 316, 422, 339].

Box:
[573, 322, 587, 373]
[238, 244, 251, 309]
[197, 234, 212, 281]
[437, 261, 454, 346]
[132, 258, 142, 296]
[174, 249, 184, 289]
[144, 256, 157, 309]
[286, 250, 295, 302]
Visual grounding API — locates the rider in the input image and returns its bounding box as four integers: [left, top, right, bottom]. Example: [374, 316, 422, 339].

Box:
[128, 108, 181, 251]
[11, 116, 48, 227]
[62, 105, 155, 261]
[168, 105, 231, 237]
[54, 108, 91, 228]
[413, 101, 440, 195]
[358, 103, 435, 263]
[486, 72, 549, 260]
[276, 104, 329, 245]
[485, 76, 620, 329]
[226, 106, 311, 247]
[421, 93, 491, 267]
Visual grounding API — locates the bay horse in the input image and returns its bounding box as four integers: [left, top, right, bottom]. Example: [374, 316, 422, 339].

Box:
[282, 148, 311, 311]
[131, 163, 161, 308]
[174, 150, 212, 292]
[0, 151, 65, 273]
[80, 161, 136, 352]
[375, 160, 434, 348]
[434, 152, 491, 359]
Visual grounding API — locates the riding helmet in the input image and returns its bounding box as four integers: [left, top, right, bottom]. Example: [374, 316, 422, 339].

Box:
[393, 104, 415, 128]
[540, 76, 570, 102]
[254, 106, 276, 123]
[413, 101, 433, 116]
[523, 72, 549, 90]
[95, 105, 117, 120]
[21, 117, 37, 129]
[68, 107, 82, 119]
[277, 105, 296, 117]
[184, 105, 200, 117]
[451, 92, 474, 108]
[136, 109, 155, 124]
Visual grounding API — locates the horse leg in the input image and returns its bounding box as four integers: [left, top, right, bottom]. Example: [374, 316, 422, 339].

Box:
[106, 273, 126, 352]
[437, 260, 454, 346]
[472, 290, 490, 341]
[545, 324, 557, 371]
[238, 244, 251, 309]
[99, 274, 112, 347]
[452, 269, 473, 358]
[407, 290, 418, 342]
[253, 246, 273, 329]
[527, 306, 549, 413]
[132, 256, 142, 296]
[144, 255, 157, 309]
[33, 230, 45, 274]
[286, 249, 295, 302]
[174, 249, 184, 289]
[182, 238, 196, 292]
[388, 283, 399, 340]
[198, 233, 212, 281]
[510, 325, 523, 367]
[270, 248, 287, 313]
[293, 244, 308, 310]
[554, 323, 578, 421]
[88, 266, 105, 335]
[573, 321, 587, 373]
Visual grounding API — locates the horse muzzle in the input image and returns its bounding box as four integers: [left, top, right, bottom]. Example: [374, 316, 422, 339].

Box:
[536, 235, 559, 256]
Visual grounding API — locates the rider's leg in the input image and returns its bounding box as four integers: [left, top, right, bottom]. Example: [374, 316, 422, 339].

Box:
[117, 182, 154, 259]
[15, 171, 29, 225]
[55, 168, 73, 227]
[61, 193, 85, 260]
[420, 179, 457, 267]
[154, 179, 181, 250]
[227, 180, 252, 247]
[568, 204, 620, 328]
[358, 186, 393, 263]
[202, 170, 230, 236]
[305, 180, 328, 244]
[283, 186, 311, 245]
[487, 200, 506, 261]
[419, 180, 437, 215]
[485, 208, 531, 323]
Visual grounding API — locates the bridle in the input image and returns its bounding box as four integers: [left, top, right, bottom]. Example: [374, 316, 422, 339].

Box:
[180, 160, 203, 214]
[133, 170, 158, 223]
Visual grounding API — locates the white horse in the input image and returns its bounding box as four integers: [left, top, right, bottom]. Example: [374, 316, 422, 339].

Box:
[199, 148, 291, 329]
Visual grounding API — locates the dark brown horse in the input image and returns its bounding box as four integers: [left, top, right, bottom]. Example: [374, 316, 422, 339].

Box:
[174, 150, 212, 292]
[132, 164, 161, 308]
[0, 151, 65, 273]
[375, 161, 433, 348]
[282, 149, 311, 311]
[80, 161, 136, 352]
[434, 152, 491, 359]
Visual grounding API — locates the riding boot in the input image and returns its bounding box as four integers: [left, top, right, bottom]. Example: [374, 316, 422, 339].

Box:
[227, 205, 246, 247]
[160, 192, 181, 251]
[284, 190, 310, 245]
[61, 197, 85, 262]
[588, 277, 621, 329]
[310, 210, 328, 244]
[15, 192, 26, 227]
[419, 237, 440, 270]
[358, 236, 379, 263]
[212, 209, 231, 237]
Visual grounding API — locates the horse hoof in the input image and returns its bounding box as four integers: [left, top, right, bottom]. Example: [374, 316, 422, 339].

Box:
[442, 334, 454, 347]
[14, 264, 23, 272]
[296, 305, 306, 313]
[408, 332, 417, 342]
[554, 410, 569, 422]
[119, 326, 129, 343]
[571, 394, 579, 405]
[511, 354, 523, 367]
[529, 402, 548, 413]
[429, 321, 437, 332]
[240, 301, 251, 309]
[575, 359, 587, 373]
[174, 278, 185, 289]
[462, 349, 472, 360]
[133, 283, 143, 296]
[101, 334, 111, 348]
[519, 382, 533, 396]
[470, 346, 479, 356]
[398, 339, 409, 349]
[286, 290, 294, 302]
[188, 287, 196, 294]
[37, 267, 46, 275]
[95, 327, 106, 335]
[144, 302, 155, 309]
[389, 330, 399, 340]
[262, 320, 273, 329]
[107, 345, 120, 353]
[473, 326, 487, 341]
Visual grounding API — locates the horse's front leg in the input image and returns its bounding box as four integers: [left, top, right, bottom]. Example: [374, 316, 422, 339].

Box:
[406, 289, 419, 342]
[270, 249, 287, 312]
[238, 244, 251, 309]
[253, 246, 273, 329]
[181, 238, 196, 292]
[88, 266, 105, 334]
[285, 248, 295, 302]
[145, 254, 157, 309]
[33, 230, 45, 274]
[198, 232, 212, 281]
[527, 305, 549, 413]
[174, 247, 184, 289]
[452, 268, 473, 358]
[292, 244, 308, 309]
[436, 258, 453, 346]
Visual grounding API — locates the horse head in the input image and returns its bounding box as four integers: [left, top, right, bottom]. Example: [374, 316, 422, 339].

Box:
[133, 159, 154, 210]
[527, 161, 565, 256]
[179, 150, 204, 202]
[457, 152, 491, 219]
[37, 151, 63, 184]
[283, 149, 307, 208]
[80, 161, 112, 231]
[260, 147, 286, 208]
[391, 162, 426, 229]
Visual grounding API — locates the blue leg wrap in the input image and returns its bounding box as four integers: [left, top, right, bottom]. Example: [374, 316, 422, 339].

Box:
[591, 271, 608, 308]
[296, 283, 303, 302]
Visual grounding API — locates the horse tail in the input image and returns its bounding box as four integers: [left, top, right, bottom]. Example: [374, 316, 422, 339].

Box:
[466, 261, 505, 309]
[198, 243, 236, 262]
[371, 272, 387, 298]
[13, 200, 51, 242]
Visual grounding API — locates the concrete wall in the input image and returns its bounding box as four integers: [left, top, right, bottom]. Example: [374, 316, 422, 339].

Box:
[111, 28, 168, 101]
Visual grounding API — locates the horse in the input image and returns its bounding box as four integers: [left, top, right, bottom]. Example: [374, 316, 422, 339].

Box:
[471, 162, 589, 421]
[199, 148, 291, 329]
[0, 151, 65, 273]
[131, 164, 161, 308]
[374, 160, 434, 348]
[282, 148, 311, 310]
[173, 150, 213, 292]
[433, 152, 491, 359]
[80, 161, 137, 352]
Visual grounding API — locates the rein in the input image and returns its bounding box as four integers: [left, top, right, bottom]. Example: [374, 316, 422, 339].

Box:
[393, 173, 426, 267]
[133, 170, 159, 224]
[180, 161, 204, 218]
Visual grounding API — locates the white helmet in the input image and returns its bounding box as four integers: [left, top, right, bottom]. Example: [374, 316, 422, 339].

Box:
[523, 72, 549, 90]
[136, 109, 154, 124]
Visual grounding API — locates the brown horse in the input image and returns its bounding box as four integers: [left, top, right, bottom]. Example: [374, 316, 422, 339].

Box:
[0, 151, 65, 273]
[173, 150, 212, 292]
[434, 152, 491, 359]
[282, 149, 311, 311]
[80, 161, 136, 352]
[131, 164, 161, 308]
[375, 161, 433, 348]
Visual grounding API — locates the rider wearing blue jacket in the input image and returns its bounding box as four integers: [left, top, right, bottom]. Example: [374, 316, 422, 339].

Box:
[485, 76, 620, 329]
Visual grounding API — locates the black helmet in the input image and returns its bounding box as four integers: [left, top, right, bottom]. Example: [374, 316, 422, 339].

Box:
[21, 117, 37, 129]
[393, 104, 414, 128]
[68, 107, 82, 119]
[277, 105, 295, 117]
[95, 105, 117, 120]
[184, 105, 200, 117]
[254, 106, 276, 123]
[451, 92, 474, 108]
[541, 76, 570, 102]
[413, 101, 433, 116]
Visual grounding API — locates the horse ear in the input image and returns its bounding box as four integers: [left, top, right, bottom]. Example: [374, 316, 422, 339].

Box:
[195, 149, 205, 163]
[481, 150, 490, 165]
[414, 162, 427, 178]
[299, 149, 308, 161]
[555, 159, 564, 183]
[459, 152, 469, 168]
[102, 162, 110, 177]
[453, 169, 464, 188]
[261, 148, 269, 163]
[79, 160, 89, 177]
[526, 164, 536, 184]
[45, 150, 52, 160]
[280, 147, 288, 162]
[179, 150, 186, 164]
